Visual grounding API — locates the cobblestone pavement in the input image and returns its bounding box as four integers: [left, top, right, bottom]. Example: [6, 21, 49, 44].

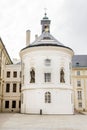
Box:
[0, 113, 87, 130]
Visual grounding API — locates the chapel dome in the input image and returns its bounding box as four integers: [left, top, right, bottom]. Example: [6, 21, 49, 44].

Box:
[21, 13, 73, 52]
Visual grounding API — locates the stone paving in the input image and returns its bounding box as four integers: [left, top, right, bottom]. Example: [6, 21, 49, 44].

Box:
[0, 113, 87, 130]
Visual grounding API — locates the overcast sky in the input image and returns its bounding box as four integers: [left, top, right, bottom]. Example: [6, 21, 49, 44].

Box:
[0, 0, 87, 60]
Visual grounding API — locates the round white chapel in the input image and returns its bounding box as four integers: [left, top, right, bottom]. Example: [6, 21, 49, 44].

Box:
[20, 13, 74, 114]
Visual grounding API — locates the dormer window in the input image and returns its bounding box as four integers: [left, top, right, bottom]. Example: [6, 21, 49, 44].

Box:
[45, 59, 51, 66]
[43, 37, 51, 40]
[76, 62, 79, 66]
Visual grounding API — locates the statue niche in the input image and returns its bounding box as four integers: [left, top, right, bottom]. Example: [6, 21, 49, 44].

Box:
[30, 69, 35, 83]
[60, 68, 65, 83]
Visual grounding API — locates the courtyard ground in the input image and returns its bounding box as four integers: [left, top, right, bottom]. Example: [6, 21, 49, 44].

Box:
[0, 113, 87, 130]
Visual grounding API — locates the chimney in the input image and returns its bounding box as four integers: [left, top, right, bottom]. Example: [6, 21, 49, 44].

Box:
[35, 34, 38, 40]
[26, 30, 30, 46]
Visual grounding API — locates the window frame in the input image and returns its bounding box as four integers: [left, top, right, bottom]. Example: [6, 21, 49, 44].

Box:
[13, 83, 17, 92]
[6, 83, 10, 92]
[7, 71, 10, 78]
[44, 73, 51, 82]
[78, 102, 82, 108]
[12, 100, 16, 108]
[13, 71, 17, 78]
[5, 101, 9, 108]
[77, 91, 82, 100]
[77, 80, 81, 87]
[45, 92, 51, 103]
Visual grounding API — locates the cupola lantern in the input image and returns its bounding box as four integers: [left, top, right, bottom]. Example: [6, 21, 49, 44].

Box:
[41, 13, 51, 33]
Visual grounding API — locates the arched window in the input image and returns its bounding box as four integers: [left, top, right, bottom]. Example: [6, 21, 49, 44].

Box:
[60, 68, 65, 83]
[45, 92, 51, 103]
[30, 68, 35, 83]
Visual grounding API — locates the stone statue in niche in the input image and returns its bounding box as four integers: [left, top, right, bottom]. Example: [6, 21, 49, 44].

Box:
[30, 69, 35, 83]
[60, 69, 65, 83]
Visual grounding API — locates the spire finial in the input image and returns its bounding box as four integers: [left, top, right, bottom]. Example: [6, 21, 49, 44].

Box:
[44, 8, 47, 17]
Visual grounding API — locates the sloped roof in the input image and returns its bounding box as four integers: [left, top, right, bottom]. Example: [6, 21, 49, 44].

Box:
[72, 55, 87, 67]
[22, 32, 73, 51]
[31, 31, 64, 46]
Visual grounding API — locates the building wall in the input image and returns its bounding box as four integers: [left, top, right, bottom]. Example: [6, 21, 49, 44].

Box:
[0, 38, 87, 113]
[72, 68, 87, 112]
[21, 47, 73, 86]
[2, 64, 21, 112]
[21, 89, 73, 114]
[0, 39, 12, 112]
[21, 47, 74, 114]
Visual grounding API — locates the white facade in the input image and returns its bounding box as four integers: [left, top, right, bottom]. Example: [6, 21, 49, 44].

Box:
[20, 46, 74, 114]
[20, 14, 74, 114]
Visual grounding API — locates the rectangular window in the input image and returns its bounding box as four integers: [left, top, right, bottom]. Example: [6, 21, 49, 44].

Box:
[5, 101, 9, 108]
[78, 102, 82, 108]
[6, 83, 10, 92]
[77, 80, 81, 87]
[77, 71, 80, 76]
[12, 101, 16, 108]
[13, 71, 17, 78]
[13, 84, 17, 92]
[44, 73, 51, 82]
[7, 71, 10, 78]
[77, 91, 82, 100]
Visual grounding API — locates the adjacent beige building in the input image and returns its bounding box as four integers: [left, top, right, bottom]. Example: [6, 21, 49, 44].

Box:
[0, 38, 12, 112]
[2, 64, 21, 112]
[72, 55, 87, 112]
[0, 38, 21, 112]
